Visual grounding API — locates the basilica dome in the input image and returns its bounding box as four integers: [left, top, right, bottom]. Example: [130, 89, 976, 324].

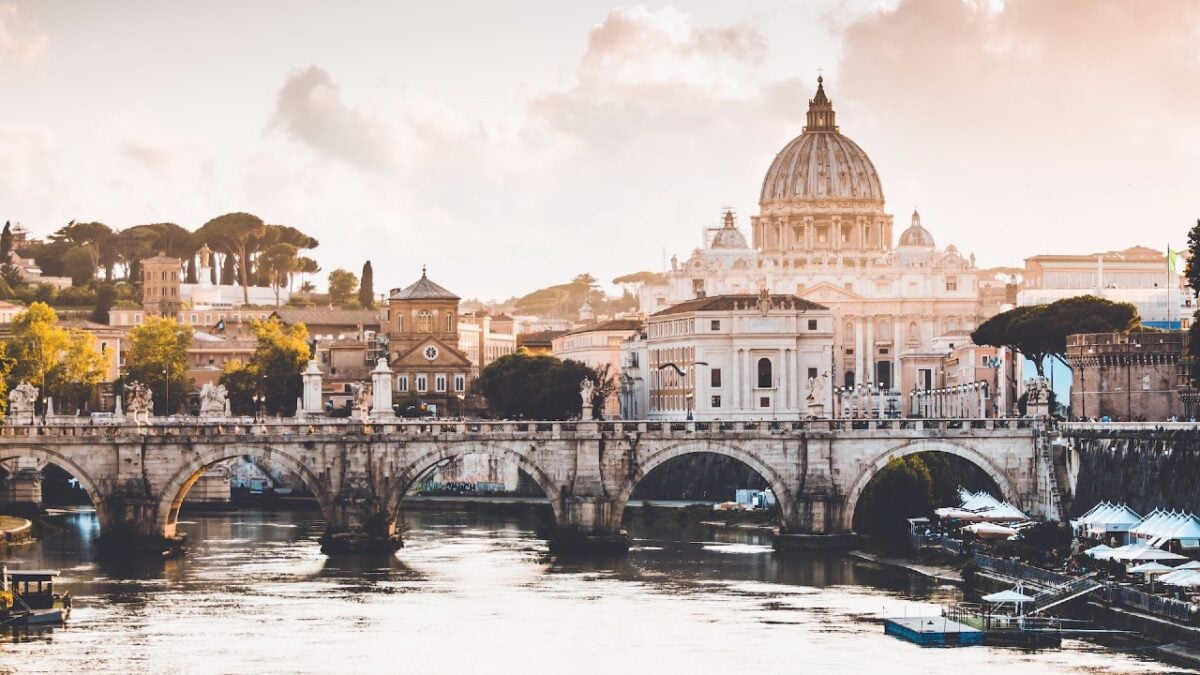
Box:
[759, 77, 884, 206]
[898, 210, 935, 248]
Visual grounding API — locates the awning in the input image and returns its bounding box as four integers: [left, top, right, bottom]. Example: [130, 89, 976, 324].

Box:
[982, 589, 1034, 604]
[1128, 561, 1174, 575]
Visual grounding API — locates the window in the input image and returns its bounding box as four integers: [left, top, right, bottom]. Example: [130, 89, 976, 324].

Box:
[205, 313, 212, 324]
[454, 375, 466, 392]
[757, 358, 773, 388]
[417, 311, 431, 332]
[398, 375, 409, 392]
[710, 368, 722, 387]
[808, 367, 818, 379]
[191, 313, 198, 324]
[880, 348, 889, 355]
[981, 356, 988, 366]
[711, 395, 721, 408]
[435, 375, 447, 392]
[416, 375, 428, 392]
[808, 319, 818, 331]
[710, 320, 721, 331]
[945, 276, 958, 292]
[134, 314, 142, 325]
[760, 396, 770, 408]
[396, 315, 404, 331]
[445, 313, 453, 332]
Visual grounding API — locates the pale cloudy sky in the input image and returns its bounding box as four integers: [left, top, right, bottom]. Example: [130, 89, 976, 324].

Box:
[1, 1, 1198, 299]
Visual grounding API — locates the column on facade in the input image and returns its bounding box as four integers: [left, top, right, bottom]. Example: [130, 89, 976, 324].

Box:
[731, 348, 741, 411]
[780, 348, 789, 412]
[893, 320, 902, 391]
[854, 316, 864, 388]
[865, 316, 875, 391]
[978, 384, 987, 418]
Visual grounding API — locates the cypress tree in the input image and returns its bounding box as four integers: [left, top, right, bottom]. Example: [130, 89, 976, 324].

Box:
[185, 256, 198, 284]
[0, 221, 11, 260]
[359, 260, 375, 309]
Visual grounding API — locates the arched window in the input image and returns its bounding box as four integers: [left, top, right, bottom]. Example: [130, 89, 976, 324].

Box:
[445, 313, 453, 332]
[757, 358, 773, 388]
[417, 310, 431, 333]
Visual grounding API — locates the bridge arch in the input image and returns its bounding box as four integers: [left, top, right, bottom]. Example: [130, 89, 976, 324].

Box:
[614, 440, 798, 529]
[0, 446, 109, 529]
[840, 438, 1021, 532]
[386, 443, 564, 523]
[156, 444, 333, 538]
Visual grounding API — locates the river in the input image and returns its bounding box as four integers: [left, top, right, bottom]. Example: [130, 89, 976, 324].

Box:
[0, 507, 1189, 674]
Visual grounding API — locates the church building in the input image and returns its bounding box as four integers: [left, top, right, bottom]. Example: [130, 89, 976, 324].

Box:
[639, 78, 1002, 414]
[383, 268, 473, 415]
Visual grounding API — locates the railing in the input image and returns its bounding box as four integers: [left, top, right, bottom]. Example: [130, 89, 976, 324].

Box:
[973, 553, 1074, 589]
[1107, 585, 1198, 624]
[1062, 422, 1200, 432]
[0, 416, 1036, 440]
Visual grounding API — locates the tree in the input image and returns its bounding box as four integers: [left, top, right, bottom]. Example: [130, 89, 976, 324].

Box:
[328, 268, 358, 307]
[1186, 219, 1200, 298]
[220, 318, 310, 416]
[0, 221, 12, 260]
[198, 212, 268, 304]
[124, 316, 193, 415]
[91, 283, 116, 324]
[359, 260, 375, 309]
[972, 296, 1138, 375]
[477, 352, 601, 420]
[259, 243, 299, 306]
[296, 257, 320, 292]
[853, 455, 934, 546]
[0, 342, 15, 419]
[62, 246, 96, 286]
[6, 303, 104, 413]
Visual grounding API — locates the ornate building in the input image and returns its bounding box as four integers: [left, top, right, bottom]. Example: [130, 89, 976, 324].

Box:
[639, 78, 1001, 413]
[383, 268, 472, 414]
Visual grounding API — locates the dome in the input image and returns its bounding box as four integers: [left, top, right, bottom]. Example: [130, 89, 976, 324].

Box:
[898, 210, 935, 248]
[759, 77, 884, 206]
[710, 210, 749, 249]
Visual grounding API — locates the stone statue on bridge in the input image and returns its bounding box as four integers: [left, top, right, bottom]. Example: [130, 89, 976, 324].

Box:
[8, 381, 37, 423]
[351, 381, 371, 421]
[579, 378, 595, 420]
[1024, 376, 1051, 418]
[125, 381, 153, 424]
[805, 374, 828, 418]
[198, 382, 228, 418]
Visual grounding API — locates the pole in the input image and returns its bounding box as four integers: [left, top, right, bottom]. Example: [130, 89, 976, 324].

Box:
[162, 366, 169, 417]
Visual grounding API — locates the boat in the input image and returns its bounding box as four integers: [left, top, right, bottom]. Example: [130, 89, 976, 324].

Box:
[2, 567, 71, 627]
[884, 615, 983, 646]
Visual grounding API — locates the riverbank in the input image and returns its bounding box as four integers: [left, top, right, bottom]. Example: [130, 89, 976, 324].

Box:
[849, 549, 965, 583]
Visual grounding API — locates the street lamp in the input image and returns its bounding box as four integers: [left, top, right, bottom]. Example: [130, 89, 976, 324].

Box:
[658, 361, 709, 421]
[252, 393, 265, 422]
[162, 366, 169, 418]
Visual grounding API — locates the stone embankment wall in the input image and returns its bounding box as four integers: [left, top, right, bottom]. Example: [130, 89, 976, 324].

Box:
[1069, 428, 1200, 517]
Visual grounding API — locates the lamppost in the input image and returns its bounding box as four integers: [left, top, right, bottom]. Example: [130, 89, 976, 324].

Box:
[162, 366, 169, 418]
[657, 361, 709, 421]
[252, 393, 265, 423]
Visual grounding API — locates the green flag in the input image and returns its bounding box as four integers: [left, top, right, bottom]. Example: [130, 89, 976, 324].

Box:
[1168, 246, 1179, 272]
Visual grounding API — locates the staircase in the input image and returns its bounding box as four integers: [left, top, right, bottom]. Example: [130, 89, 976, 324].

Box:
[1037, 435, 1068, 521]
[1031, 574, 1103, 614]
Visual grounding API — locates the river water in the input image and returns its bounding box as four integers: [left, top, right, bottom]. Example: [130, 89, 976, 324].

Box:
[0, 508, 1189, 674]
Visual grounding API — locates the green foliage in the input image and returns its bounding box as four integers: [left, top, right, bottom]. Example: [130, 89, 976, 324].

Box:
[5, 303, 105, 413]
[91, 284, 116, 323]
[259, 242, 299, 306]
[0, 222, 11, 260]
[124, 316, 193, 415]
[513, 273, 603, 319]
[359, 261, 375, 309]
[612, 271, 664, 286]
[55, 285, 97, 307]
[199, 212, 268, 304]
[477, 352, 608, 420]
[854, 455, 934, 546]
[972, 296, 1139, 375]
[220, 318, 310, 416]
[327, 268, 358, 308]
[0, 343, 15, 418]
[1187, 219, 1200, 298]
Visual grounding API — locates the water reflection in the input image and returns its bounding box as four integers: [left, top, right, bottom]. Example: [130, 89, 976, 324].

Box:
[0, 507, 1185, 674]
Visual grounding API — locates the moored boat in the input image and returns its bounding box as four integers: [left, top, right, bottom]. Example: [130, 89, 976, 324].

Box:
[2, 566, 71, 627]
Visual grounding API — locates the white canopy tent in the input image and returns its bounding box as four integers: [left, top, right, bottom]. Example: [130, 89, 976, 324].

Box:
[1072, 502, 1142, 543]
[982, 589, 1035, 604]
[1084, 544, 1114, 558]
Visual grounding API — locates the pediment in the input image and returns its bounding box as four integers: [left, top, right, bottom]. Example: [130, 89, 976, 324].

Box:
[391, 337, 472, 368]
[799, 282, 866, 303]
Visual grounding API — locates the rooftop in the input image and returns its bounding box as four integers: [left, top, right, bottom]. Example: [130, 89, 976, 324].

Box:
[652, 294, 827, 317]
[389, 267, 459, 301]
[271, 308, 380, 327]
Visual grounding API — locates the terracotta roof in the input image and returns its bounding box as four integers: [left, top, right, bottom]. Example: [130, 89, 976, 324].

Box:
[389, 269, 459, 300]
[652, 294, 827, 317]
[271, 308, 379, 327]
[561, 319, 643, 336]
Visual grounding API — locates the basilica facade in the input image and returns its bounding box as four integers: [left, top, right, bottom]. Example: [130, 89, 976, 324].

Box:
[639, 78, 1002, 413]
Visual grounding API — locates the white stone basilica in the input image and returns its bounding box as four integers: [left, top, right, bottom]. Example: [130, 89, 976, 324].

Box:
[639, 78, 1002, 412]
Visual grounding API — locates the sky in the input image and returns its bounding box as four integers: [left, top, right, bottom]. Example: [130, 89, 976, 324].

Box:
[1, 0, 1198, 300]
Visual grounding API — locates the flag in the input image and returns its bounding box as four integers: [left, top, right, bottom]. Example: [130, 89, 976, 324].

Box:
[1168, 246, 1179, 272]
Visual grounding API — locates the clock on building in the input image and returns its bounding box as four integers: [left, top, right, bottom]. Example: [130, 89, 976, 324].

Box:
[423, 345, 439, 361]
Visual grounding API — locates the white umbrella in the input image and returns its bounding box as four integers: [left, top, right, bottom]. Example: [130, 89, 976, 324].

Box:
[1084, 544, 1113, 558]
[965, 522, 1018, 540]
[1177, 560, 1200, 570]
[1123, 548, 1188, 562]
[1128, 561, 1173, 575]
[1163, 571, 1200, 587]
[982, 589, 1035, 604]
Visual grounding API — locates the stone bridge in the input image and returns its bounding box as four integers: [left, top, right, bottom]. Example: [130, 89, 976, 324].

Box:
[0, 417, 1051, 554]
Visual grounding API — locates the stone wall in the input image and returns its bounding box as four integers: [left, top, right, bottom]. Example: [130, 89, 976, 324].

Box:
[1069, 428, 1200, 517]
[1066, 332, 1184, 421]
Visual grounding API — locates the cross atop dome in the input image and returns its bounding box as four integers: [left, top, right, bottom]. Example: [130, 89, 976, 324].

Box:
[804, 76, 838, 133]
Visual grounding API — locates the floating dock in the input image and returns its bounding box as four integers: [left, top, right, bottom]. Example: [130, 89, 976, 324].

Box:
[884, 616, 983, 647]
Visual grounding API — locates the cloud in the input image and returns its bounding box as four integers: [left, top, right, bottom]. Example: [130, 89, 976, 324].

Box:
[832, 0, 1200, 262]
[528, 6, 804, 145]
[0, 4, 47, 67]
[270, 65, 399, 171]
